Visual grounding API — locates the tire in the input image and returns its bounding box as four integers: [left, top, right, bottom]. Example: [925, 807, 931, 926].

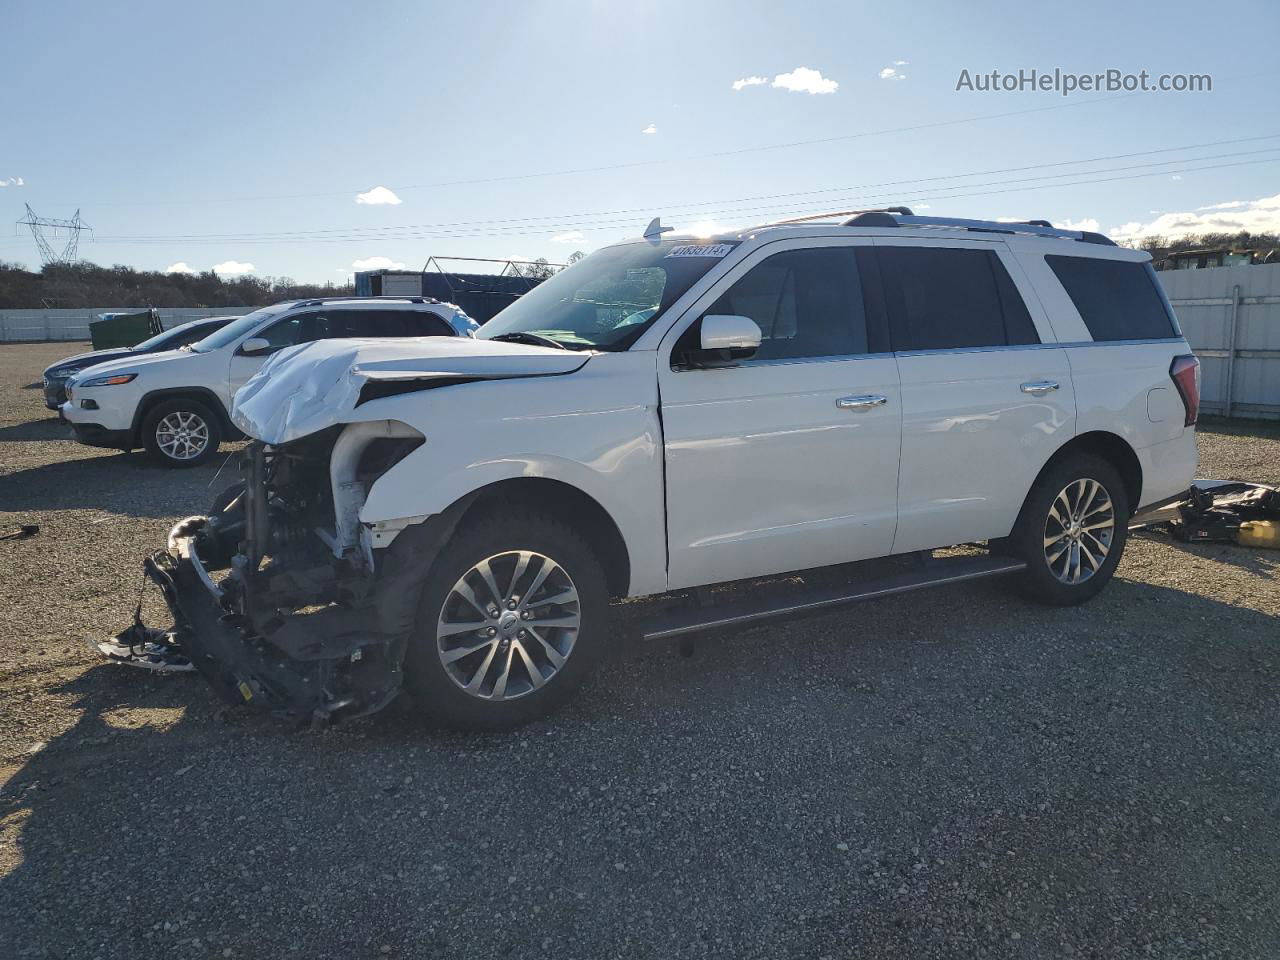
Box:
[141, 398, 222, 468]
[1007, 454, 1129, 606]
[403, 508, 611, 730]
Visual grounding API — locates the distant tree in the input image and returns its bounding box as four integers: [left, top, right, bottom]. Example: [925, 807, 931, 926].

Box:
[519, 257, 557, 281]
[566, 250, 586, 265]
[0, 260, 356, 310]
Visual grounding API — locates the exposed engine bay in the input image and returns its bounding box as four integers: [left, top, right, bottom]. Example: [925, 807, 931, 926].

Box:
[145, 431, 438, 724]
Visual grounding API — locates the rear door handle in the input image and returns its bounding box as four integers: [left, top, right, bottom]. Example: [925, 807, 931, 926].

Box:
[836, 395, 888, 411]
[1020, 380, 1059, 395]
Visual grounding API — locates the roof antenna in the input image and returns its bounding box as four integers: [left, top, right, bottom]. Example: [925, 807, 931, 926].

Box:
[643, 216, 674, 241]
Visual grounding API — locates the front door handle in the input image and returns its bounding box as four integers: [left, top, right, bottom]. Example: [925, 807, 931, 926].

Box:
[836, 395, 888, 411]
[1020, 380, 1060, 395]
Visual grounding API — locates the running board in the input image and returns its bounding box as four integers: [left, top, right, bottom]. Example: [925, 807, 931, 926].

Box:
[639, 554, 1027, 642]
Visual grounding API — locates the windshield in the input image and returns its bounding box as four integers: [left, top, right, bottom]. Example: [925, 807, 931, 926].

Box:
[478, 240, 737, 351]
[132, 318, 217, 353]
[189, 303, 293, 352]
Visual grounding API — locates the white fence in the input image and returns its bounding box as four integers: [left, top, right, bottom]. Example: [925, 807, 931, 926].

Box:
[0, 307, 251, 342]
[1160, 264, 1280, 420]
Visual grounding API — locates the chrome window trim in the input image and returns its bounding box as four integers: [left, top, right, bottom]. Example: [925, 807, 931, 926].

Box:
[893, 337, 1186, 358]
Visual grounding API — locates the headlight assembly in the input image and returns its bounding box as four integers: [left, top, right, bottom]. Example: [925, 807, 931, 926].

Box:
[80, 372, 138, 387]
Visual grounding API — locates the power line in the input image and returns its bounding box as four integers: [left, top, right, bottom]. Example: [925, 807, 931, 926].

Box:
[62, 92, 1146, 209]
[83, 134, 1280, 241]
[87, 149, 1280, 245]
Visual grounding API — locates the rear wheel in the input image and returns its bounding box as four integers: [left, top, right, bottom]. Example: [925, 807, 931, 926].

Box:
[1007, 455, 1129, 606]
[142, 398, 222, 468]
[403, 509, 610, 730]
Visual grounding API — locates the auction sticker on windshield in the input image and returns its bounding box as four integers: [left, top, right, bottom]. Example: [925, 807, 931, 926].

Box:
[665, 244, 735, 258]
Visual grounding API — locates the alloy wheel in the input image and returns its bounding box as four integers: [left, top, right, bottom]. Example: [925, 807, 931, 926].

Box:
[155, 411, 210, 461]
[436, 550, 581, 701]
[1043, 478, 1115, 585]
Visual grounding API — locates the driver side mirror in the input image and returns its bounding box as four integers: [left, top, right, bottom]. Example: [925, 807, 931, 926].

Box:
[238, 337, 272, 357]
[685, 314, 762, 368]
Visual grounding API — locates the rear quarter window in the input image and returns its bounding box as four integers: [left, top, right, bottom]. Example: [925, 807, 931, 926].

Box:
[1045, 255, 1177, 341]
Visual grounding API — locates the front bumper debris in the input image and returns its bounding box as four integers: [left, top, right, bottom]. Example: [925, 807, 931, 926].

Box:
[143, 441, 432, 724]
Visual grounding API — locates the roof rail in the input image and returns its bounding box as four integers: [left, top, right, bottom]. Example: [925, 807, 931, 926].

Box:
[295, 296, 441, 307]
[843, 211, 1116, 246]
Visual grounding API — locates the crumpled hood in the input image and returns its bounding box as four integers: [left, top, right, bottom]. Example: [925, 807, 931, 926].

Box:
[232, 336, 591, 444]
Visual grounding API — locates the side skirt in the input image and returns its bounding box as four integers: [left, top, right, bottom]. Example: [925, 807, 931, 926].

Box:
[637, 553, 1026, 642]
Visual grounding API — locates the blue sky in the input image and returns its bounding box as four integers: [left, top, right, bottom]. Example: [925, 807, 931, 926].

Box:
[2, 0, 1278, 282]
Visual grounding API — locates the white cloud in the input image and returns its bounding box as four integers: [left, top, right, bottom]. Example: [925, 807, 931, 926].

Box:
[771, 66, 839, 95]
[212, 260, 255, 276]
[550, 230, 585, 244]
[351, 255, 406, 270]
[913, 203, 931, 210]
[879, 66, 906, 81]
[1170, 175, 1183, 182]
[1053, 217, 1101, 233]
[164, 261, 196, 274]
[893, 60, 908, 66]
[0, 176, 23, 187]
[732, 75, 769, 91]
[355, 185, 402, 205]
[641, 123, 657, 135]
[1108, 192, 1280, 242]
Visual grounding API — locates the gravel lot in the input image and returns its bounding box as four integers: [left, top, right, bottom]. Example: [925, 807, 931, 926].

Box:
[2, 340, 1278, 959]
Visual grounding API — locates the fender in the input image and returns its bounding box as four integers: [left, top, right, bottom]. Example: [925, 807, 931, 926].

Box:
[356, 352, 670, 598]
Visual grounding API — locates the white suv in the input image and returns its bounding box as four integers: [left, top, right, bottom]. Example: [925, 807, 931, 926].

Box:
[62, 297, 477, 467]
[146, 210, 1200, 729]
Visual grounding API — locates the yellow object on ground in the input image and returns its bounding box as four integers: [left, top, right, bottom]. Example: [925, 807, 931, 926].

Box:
[1237, 520, 1280, 549]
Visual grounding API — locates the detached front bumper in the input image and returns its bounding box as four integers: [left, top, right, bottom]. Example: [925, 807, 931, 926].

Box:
[145, 522, 395, 722]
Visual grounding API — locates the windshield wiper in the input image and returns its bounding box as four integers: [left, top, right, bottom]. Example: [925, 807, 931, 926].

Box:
[487, 332, 572, 351]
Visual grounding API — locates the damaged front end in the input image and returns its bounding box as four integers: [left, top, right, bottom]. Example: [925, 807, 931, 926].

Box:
[146, 426, 431, 724]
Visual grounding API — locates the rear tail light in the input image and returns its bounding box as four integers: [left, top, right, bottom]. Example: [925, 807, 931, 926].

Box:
[1169, 354, 1200, 427]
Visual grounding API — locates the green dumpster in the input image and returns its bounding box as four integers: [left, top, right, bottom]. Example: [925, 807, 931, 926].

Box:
[89, 309, 162, 350]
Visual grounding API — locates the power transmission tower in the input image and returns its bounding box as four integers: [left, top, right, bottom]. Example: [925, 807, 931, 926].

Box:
[16, 204, 91, 265]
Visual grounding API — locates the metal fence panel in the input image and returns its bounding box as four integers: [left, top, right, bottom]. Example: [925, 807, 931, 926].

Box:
[0, 307, 251, 343]
[1158, 264, 1280, 420]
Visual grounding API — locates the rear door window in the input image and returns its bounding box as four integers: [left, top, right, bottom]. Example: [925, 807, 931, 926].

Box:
[1045, 256, 1177, 341]
[877, 246, 1039, 351]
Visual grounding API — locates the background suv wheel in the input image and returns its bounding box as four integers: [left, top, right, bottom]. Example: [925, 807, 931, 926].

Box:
[1007, 454, 1130, 606]
[404, 508, 610, 730]
[141, 397, 223, 468]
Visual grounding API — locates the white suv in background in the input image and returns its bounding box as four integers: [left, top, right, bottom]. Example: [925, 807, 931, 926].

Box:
[148, 210, 1200, 730]
[62, 297, 477, 467]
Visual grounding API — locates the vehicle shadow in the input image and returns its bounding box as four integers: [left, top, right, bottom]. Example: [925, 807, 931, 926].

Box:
[3, 575, 1276, 957]
[1133, 528, 1280, 578]
[0, 417, 69, 443]
[0, 449, 243, 518]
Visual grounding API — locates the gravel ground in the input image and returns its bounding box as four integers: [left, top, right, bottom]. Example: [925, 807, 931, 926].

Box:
[1, 341, 1278, 959]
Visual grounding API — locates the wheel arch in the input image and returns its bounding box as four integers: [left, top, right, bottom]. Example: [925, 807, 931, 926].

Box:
[449, 477, 632, 598]
[131, 387, 236, 445]
[1035, 430, 1143, 515]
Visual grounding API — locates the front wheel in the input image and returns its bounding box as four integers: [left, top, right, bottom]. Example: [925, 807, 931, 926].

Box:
[1007, 455, 1129, 606]
[403, 509, 611, 730]
[141, 398, 222, 468]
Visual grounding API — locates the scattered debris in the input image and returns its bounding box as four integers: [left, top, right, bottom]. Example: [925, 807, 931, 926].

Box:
[1134, 480, 1280, 548]
[1, 524, 39, 541]
[95, 622, 194, 673]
